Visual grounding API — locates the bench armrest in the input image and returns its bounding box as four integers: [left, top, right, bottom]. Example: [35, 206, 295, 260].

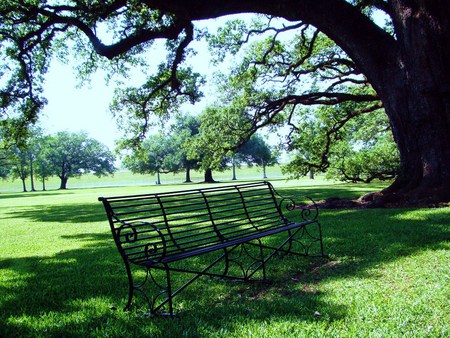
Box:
[275, 193, 319, 222]
[116, 220, 167, 262]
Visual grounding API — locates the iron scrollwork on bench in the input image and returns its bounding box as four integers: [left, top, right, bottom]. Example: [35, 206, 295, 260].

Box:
[116, 220, 166, 263]
[99, 181, 326, 317]
[277, 192, 319, 221]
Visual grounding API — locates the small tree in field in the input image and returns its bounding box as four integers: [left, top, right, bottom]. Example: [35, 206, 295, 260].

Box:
[42, 131, 115, 189]
[238, 135, 278, 179]
[170, 114, 202, 183]
[123, 134, 181, 185]
[187, 106, 239, 183]
[9, 146, 29, 192]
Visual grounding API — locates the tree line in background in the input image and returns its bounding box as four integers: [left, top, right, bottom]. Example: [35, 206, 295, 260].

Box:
[1, 100, 399, 192]
[121, 114, 278, 185]
[0, 130, 115, 191]
[0, 112, 279, 191]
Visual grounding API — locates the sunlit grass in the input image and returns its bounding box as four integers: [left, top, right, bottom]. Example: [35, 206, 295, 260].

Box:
[0, 165, 285, 193]
[0, 178, 448, 337]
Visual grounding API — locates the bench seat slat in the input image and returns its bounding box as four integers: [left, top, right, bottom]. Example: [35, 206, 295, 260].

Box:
[133, 220, 314, 265]
[123, 215, 308, 264]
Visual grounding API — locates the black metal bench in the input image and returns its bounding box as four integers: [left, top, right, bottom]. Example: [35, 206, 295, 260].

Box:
[98, 181, 325, 317]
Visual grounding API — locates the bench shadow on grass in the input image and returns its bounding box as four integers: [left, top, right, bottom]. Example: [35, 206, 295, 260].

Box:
[1, 203, 449, 336]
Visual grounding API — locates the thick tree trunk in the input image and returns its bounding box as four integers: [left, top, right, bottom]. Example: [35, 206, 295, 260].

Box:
[373, 77, 450, 204]
[364, 1, 450, 205]
[59, 176, 68, 189]
[303, 0, 450, 205]
[204, 168, 215, 183]
[21, 178, 27, 192]
[185, 166, 192, 183]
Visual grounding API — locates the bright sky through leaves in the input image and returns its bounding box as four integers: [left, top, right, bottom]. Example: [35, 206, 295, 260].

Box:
[40, 27, 217, 150]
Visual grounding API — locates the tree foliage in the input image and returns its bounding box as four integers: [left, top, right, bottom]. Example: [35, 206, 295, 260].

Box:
[122, 133, 181, 184]
[111, 66, 204, 148]
[283, 103, 399, 182]
[1, 0, 449, 204]
[237, 134, 278, 178]
[170, 114, 201, 182]
[42, 131, 115, 189]
[209, 21, 383, 165]
[187, 105, 250, 173]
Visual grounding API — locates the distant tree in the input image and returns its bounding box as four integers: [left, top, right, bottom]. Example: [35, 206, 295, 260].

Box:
[238, 134, 278, 179]
[1, 127, 37, 189]
[170, 114, 202, 183]
[9, 146, 29, 192]
[34, 135, 54, 190]
[42, 131, 115, 189]
[188, 107, 237, 183]
[24, 127, 45, 191]
[123, 133, 181, 184]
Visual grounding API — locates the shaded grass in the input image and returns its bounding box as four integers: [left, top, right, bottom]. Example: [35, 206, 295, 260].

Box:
[0, 180, 448, 337]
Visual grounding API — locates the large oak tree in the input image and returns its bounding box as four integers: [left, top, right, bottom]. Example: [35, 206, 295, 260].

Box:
[43, 131, 116, 189]
[1, 0, 449, 205]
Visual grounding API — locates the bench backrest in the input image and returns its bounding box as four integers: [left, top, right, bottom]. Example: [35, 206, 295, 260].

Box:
[99, 181, 287, 265]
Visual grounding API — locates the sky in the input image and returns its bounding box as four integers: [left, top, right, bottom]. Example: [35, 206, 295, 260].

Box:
[40, 41, 214, 151]
[41, 62, 117, 148]
[39, 18, 230, 151]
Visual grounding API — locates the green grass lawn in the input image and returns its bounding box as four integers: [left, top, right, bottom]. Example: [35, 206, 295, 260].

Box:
[0, 165, 286, 193]
[0, 177, 449, 337]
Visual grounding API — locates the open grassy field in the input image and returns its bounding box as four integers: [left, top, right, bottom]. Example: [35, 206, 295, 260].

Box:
[0, 176, 449, 337]
[0, 165, 285, 193]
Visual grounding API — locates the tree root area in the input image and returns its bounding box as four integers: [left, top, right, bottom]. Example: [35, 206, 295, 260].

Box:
[313, 192, 449, 209]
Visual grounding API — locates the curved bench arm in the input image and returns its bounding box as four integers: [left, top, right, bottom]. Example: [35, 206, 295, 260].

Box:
[274, 192, 319, 222]
[116, 220, 167, 262]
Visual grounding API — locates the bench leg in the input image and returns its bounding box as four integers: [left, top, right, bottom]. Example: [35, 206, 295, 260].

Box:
[121, 263, 177, 317]
[220, 240, 268, 281]
[163, 265, 174, 317]
[124, 262, 134, 311]
[259, 239, 267, 280]
[251, 239, 267, 280]
[144, 264, 178, 317]
[292, 221, 326, 257]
